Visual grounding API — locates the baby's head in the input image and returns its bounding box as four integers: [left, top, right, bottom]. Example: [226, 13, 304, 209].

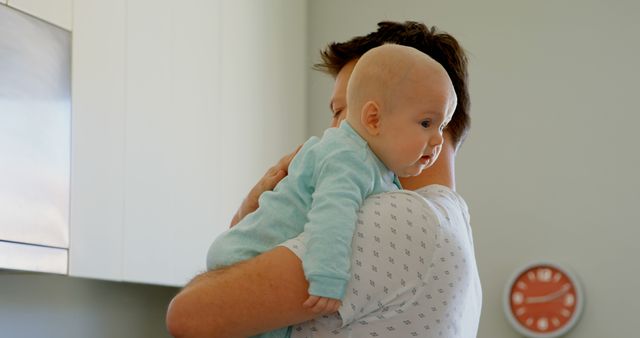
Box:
[345, 44, 457, 177]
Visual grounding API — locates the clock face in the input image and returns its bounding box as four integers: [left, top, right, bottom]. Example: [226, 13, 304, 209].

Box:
[505, 263, 583, 337]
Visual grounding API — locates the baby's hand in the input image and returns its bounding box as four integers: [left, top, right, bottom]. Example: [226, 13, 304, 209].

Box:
[303, 295, 342, 315]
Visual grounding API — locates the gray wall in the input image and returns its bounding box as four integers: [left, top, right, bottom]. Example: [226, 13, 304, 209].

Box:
[307, 0, 640, 337]
[0, 272, 177, 338]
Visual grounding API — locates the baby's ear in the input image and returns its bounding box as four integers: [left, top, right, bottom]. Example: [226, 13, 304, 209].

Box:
[360, 100, 381, 136]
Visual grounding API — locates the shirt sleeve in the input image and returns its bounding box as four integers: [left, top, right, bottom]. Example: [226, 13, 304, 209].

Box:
[302, 149, 375, 300]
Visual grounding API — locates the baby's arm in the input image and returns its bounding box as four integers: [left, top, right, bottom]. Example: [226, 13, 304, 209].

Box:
[301, 150, 374, 308]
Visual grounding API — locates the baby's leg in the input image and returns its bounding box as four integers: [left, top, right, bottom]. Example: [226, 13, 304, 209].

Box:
[206, 229, 262, 270]
[207, 210, 293, 271]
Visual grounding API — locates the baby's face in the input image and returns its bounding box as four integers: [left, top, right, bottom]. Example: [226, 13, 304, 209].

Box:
[375, 70, 455, 177]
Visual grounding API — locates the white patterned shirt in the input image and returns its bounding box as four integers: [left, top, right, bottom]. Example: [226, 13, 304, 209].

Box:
[279, 185, 482, 338]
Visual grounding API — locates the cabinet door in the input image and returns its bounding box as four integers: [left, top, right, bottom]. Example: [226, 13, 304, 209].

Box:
[7, 0, 72, 30]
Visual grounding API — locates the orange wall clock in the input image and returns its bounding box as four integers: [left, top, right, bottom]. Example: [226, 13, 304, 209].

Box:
[504, 262, 584, 337]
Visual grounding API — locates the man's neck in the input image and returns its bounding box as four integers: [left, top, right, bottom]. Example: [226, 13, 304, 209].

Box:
[399, 139, 456, 191]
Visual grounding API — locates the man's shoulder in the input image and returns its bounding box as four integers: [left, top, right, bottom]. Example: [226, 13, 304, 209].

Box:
[360, 186, 469, 222]
[362, 186, 463, 208]
[362, 189, 426, 206]
[414, 185, 469, 214]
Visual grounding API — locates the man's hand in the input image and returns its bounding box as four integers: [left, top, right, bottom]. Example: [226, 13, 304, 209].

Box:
[230, 145, 302, 228]
[302, 295, 342, 315]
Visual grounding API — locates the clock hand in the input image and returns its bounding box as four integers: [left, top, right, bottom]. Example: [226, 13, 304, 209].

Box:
[525, 284, 571, 304]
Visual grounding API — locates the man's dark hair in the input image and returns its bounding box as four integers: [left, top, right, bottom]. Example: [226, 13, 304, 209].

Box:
[315, 21, 470, 150]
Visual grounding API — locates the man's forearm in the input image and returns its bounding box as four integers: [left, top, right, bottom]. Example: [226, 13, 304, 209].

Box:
[167, 266, 248, 338]
[166, 247, 318, 338]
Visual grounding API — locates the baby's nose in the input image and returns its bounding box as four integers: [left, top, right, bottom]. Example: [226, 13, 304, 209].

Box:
[429, 132, 444, 147]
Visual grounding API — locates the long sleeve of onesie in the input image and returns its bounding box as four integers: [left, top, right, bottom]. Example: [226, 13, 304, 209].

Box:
[302, 149, 376, 300]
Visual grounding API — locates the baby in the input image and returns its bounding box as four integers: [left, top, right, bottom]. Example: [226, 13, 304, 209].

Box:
[207, 44, 457, 337]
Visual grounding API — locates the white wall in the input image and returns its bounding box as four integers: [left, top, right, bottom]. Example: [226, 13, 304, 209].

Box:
[307, 1, 640, 337]
[0, 272, 177, 338]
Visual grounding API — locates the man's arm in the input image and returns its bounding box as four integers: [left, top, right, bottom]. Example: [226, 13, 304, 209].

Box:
[166, 246, 319, 338]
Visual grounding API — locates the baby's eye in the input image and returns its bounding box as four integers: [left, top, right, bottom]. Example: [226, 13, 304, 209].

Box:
[420, 120, 431, 128]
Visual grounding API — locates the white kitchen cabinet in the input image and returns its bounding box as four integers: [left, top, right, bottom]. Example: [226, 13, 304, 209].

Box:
[70, 0, 306, 286]
[70, 0, 126, 281]
[7, 0, 72, 31]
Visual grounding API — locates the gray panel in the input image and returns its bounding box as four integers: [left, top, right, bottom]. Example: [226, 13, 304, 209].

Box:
[0, 4, 70, 249]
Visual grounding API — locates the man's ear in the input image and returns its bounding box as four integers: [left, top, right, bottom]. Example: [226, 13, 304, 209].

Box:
[360, 100, 381, 136]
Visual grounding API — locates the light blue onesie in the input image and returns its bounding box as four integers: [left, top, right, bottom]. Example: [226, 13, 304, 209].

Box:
[206, 121, 401, 337]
